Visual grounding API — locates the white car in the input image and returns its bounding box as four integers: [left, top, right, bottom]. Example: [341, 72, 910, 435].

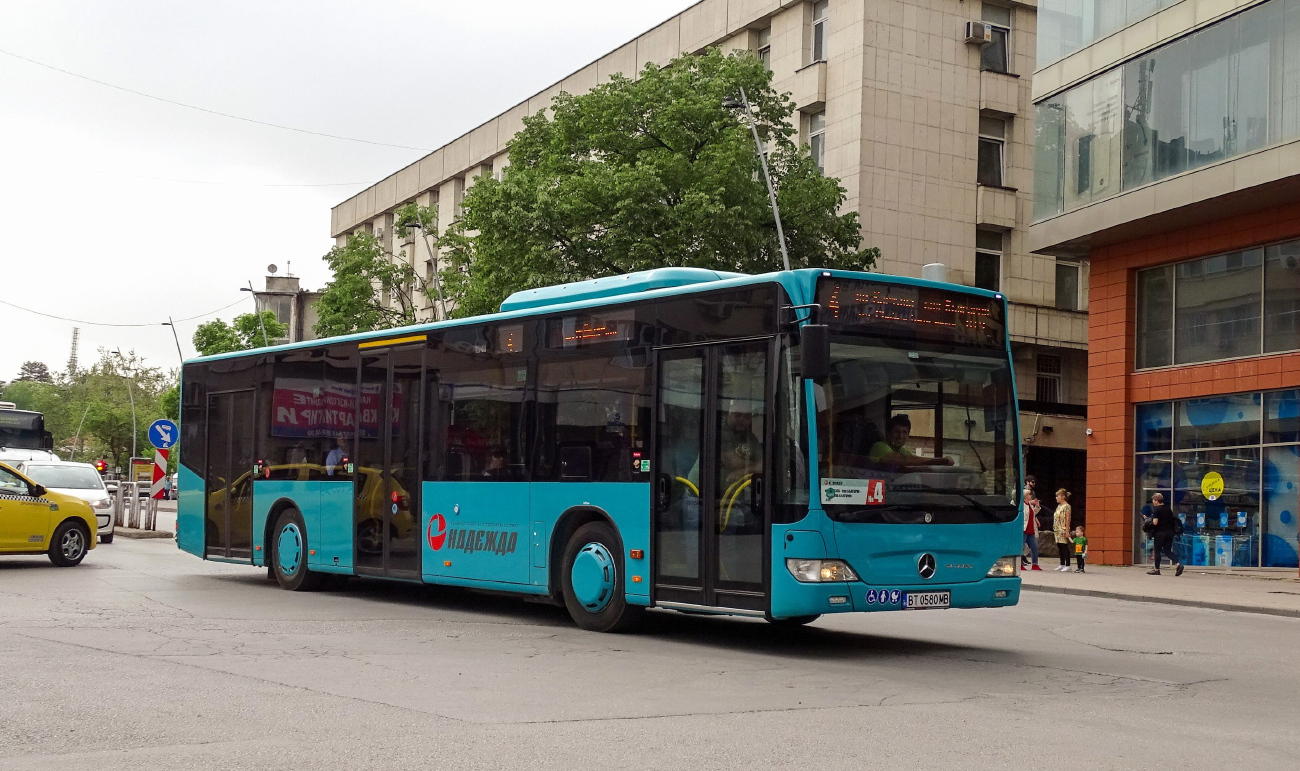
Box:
[16, 461, 116, 543]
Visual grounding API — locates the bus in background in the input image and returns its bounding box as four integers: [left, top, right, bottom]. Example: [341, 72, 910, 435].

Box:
[176, 268, 1023, 632]
[0, 403, 58, 464]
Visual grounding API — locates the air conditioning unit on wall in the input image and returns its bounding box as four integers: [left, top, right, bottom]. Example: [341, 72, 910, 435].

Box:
[965, 21, 993, 45]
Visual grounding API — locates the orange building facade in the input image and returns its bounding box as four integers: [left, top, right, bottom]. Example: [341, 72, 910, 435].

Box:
[1084, 204, 1300, 566]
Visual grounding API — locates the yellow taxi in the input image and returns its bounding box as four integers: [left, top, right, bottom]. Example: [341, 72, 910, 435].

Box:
[0, 461, 98, 566]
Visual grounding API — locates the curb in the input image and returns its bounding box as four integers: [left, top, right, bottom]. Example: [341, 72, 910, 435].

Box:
[1021, 583, 1300, 619]
[112, 528, 174, 540]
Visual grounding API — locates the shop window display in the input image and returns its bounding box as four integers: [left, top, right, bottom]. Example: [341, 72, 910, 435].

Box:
[1135, 389, 1300, 567]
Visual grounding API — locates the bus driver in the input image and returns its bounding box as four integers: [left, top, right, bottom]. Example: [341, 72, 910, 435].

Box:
[868, 414, 954, 468]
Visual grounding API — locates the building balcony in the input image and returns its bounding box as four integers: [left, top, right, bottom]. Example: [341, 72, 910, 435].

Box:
[979, 70, 1019, 117]
[791, 61, 825, 112]
[976, 185, 1018, 230]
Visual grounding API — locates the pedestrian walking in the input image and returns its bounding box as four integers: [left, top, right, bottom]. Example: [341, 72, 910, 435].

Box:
[1071, 525, 1088, 572]
[1053, 489, 1073, 571]
[1145, 493, 1184, 576]
[1022, 481, 1042, 571]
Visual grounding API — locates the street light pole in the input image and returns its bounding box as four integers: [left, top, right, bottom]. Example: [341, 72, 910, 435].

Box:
[111, 350, 137, 461]
[71, 403, 91, 461]
[161, 317, 184, 365]
[725, 86, 791, 272]
[408, 221, 448, 320]
[241, 282, 270, 346]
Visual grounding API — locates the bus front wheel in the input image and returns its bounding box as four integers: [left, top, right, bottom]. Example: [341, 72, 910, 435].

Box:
[561, 521, 643, 633]
[271, 508, 325, 592]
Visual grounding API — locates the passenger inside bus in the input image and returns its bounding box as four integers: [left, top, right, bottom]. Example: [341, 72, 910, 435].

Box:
[481, 446, 507, 478]
[325, 436, 347, 476]
[718, 404, 762, 488]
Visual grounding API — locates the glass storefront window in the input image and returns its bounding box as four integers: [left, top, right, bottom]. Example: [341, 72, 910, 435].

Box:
[1172, 249, 1262, 364]
[1134, 453, 1172, 564]
[1262, 445, 1300, 567]
[1172, 448, 1260, 567]
[1136, 388, 1300, 566]
[1135, 401, 1173, 452]
[1264, 390, 1300, 444]
[1175, 393, 1261, 449]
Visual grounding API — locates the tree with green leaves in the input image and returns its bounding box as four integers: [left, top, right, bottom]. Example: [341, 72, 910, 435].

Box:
[439, 48, 876, 317]
[14, 360, 54, 383]
[192, 311, 288, 356]
[1, 350, 173, 468]
[314, 203, 441, 337]
[74, 350, 169, 468]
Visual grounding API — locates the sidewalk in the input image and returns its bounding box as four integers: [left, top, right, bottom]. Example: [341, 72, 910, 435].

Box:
[1020, 563, 1300, 618]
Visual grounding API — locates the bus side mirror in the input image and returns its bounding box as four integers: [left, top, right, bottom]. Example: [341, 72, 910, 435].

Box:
[42, 431, 54, 451]
[801, 324, 831, 381]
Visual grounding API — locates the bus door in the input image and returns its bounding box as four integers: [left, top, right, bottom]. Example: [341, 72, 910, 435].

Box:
[354, 343, 425, 579]
[205, 389, 255, 560]
[653, 339, 771, 613]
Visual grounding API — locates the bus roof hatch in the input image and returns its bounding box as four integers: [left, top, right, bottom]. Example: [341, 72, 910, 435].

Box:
[499, 268, 746, 313]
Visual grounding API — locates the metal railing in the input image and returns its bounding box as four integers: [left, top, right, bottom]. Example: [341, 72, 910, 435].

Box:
[112, 481, 158, 531]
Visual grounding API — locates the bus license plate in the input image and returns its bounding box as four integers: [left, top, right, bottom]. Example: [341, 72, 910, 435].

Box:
[903, 591, 950, 610]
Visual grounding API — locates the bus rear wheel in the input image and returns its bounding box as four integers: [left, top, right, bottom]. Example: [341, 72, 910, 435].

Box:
[271, 508, 325, 592]
[561, 521, 643, 633]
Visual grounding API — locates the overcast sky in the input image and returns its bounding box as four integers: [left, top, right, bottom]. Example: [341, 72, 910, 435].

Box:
[0, 0, 698, 382]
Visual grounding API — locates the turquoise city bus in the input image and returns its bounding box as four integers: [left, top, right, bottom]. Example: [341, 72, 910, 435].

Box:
[176, 268, 1023, 631]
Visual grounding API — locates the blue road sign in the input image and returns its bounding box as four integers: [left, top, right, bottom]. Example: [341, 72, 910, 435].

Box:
[148, 419, 179, 449]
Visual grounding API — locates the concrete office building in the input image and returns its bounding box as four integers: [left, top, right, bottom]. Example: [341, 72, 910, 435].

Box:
[333, 0, 1090, 510]
[1031, 0, 1300, 567]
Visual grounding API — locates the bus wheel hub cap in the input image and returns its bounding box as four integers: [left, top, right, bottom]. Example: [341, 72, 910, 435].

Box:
[277, 523, 302, 576]
[571, 543, 616, 612]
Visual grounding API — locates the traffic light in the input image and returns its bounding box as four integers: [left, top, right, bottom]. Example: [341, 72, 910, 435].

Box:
[93, 459, 107, 475]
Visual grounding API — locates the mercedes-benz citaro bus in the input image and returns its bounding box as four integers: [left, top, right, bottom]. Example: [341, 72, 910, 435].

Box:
[177, 268, 1023, 631]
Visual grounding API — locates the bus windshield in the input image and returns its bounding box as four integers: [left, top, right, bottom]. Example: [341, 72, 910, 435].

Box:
[815, 337, 1019, 524]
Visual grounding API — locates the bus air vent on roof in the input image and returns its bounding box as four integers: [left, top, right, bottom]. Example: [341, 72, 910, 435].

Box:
[499, 268, 747, 313]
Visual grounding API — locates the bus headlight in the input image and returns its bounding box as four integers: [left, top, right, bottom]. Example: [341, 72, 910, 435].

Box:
[986, 556, 1019, 577]
[786, 559, 859, 583]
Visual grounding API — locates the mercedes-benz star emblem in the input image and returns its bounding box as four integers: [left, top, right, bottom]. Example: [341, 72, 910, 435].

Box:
[917, 553, 937, 580]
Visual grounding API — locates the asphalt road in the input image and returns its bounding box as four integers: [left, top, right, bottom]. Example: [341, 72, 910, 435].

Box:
[2, 539, 1297, 770]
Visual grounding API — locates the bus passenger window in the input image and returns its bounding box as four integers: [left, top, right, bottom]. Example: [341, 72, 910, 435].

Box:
[436, 364, 527, 481]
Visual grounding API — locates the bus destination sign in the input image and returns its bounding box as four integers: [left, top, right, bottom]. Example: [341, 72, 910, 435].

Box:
[817, 278, 1004, 348]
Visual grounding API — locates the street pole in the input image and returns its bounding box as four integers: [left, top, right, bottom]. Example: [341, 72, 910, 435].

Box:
[162, 317, 184, 365]
[246, 281, 270, 346]
[71, 404, 91, 461]
[112, 350, 137, 461]
[736, 86, 790, 273]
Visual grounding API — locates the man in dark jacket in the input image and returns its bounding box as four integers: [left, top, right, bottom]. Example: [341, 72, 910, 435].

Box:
[1147, 493, 1184, 576]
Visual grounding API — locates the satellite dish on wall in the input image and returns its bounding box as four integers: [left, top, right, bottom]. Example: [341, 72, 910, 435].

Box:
[267, 264, 278, 274]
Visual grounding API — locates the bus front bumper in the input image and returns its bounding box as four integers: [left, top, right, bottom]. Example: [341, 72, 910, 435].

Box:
[772, 576, 1021, 619]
